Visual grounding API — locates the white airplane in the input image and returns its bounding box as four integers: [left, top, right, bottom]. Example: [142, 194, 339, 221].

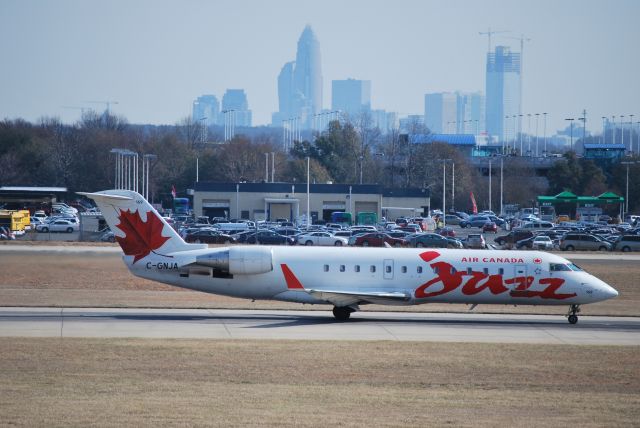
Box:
[80, 190, 618, 324]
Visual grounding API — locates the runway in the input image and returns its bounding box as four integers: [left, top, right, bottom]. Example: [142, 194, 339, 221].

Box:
[1, 307, 638, 345]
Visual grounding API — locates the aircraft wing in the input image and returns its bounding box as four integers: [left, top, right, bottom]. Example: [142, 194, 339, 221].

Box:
[306, 289, 411, 306]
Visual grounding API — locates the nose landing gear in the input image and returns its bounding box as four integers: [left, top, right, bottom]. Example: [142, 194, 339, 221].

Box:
[567, 304, 581, 324]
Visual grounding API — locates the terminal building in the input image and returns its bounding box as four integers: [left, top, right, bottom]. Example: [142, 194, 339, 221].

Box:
[193, 182, 431, 223]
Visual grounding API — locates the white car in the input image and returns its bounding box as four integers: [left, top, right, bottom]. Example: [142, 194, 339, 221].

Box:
[531, 235, 554, 250]
[297, 231, 348, 246]
[36, 219, 78, 233]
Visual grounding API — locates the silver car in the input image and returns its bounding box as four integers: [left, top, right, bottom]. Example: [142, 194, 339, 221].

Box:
[36, 219, 78, 233]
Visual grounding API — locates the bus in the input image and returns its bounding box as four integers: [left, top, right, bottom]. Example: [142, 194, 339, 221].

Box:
[331, 211, 352, 227]
[356, 212, 377, 226]
[173, 198, 190, 215]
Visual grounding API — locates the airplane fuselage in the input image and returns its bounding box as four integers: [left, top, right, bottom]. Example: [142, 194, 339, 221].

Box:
[128, 246, 614, 307]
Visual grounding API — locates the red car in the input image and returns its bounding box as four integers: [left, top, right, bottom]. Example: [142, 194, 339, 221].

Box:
[438, 226, 456, 237]
[352, 232, 405, 247]
[482, 222, 498, 233]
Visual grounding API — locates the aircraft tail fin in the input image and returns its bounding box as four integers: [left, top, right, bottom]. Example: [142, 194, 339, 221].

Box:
[79, 189, 206, 263]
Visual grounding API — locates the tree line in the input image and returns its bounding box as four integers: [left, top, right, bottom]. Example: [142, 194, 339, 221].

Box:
[0, 111, 638, 213]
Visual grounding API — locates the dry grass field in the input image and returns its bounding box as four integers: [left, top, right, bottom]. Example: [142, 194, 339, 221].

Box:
[0, 248, 638, 317]
[1, 338, 638, 427]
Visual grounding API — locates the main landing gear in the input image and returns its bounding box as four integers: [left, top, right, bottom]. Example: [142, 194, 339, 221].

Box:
[332, 306, 354, 321]
[567, 304, 581, 324]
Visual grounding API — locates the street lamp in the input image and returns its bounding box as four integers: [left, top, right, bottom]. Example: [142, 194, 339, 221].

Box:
[620, 115, 626, 150]
[527, 113, 532, 156]
[534, 113, 540, 157]
[518, 114, 523, 155]
[542, 113, 548, 156]
[621, 161, 637, 219]
[612, 116, 616, 145]
[602, 117, 607, 144]
[565, 118, 575, 151]
[441, 159, 452, 225]
[630, 114, 635, 154]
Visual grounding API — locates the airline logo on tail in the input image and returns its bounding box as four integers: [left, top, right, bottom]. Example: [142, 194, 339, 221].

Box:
[114, 208, 170, 263]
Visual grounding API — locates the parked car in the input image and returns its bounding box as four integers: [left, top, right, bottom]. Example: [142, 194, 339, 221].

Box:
[100, 230, 116, 243]
[482, 222, 498, 233]
[494, 230, 535, 246]
[185, 229, 236, 244]
[613, 235, 640, 252]
[559, 233, 612, 251]
[352, 232, 405, 247]
[531, 235, 554, 250]
[459, 215, 491, 228]
[406, 233, 463, 249]
[36, 219, 78, 233]
[245, 230, 294, 245]
[519, 221, 555, 230]
[297, 231, 347, 246]
[465, 233, 486, 249]
[444, 214, 461, 225]
[438, 226, 456, 237]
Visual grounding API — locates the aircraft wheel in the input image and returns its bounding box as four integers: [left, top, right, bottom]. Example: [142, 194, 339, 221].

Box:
[568, 314, 578, 324]
[332, 306, 351, 321]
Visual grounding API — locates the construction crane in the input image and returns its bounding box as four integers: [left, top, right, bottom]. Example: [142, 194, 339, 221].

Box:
[479, 28, 510, 53]
[498, 34, 531, 122]
[85, 100, 119, 114]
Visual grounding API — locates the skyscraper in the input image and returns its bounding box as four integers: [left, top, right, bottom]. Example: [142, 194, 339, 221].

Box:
[457, 92, 485, 135]
[192, 95, 219, 126]
[424, 92, 457, 134]
[273, 26, 323, 129]
[222, 89, 252, 127]
[485, 45, 521, 141]
[332, 78, 371, 118]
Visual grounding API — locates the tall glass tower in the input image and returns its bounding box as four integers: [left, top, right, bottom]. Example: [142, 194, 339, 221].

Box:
[273, 26, 323, 129]
[485, 46, 521, 142]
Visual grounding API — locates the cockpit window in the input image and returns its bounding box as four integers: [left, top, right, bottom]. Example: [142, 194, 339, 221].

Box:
[568, 263, 584, 271]
[550, 263, 571, 272]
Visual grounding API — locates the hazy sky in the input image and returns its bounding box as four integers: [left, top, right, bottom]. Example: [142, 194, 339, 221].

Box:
[1, 0, 638, 133]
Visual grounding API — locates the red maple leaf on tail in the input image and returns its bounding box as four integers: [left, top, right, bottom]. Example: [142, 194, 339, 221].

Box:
[115, 209, 170, 263]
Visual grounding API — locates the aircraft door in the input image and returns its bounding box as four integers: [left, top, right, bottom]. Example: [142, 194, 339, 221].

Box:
[383, 259, 394, 280]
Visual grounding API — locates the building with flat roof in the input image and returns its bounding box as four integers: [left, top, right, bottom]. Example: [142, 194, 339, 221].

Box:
[332, 78, 371, 118]
[193, 182, 430, 223]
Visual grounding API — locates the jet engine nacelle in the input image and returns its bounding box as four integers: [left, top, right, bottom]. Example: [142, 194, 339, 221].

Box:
[195, 247, 273, 275]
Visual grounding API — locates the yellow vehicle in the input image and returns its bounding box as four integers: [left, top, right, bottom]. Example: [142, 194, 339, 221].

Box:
[0, 210, 30, 235]
[556, 214, 570, 224]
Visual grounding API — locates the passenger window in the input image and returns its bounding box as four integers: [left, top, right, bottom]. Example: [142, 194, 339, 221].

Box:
[450, 267, 457, 274]
[340, 265, 345, 272]
[401, 266, 407, 273]
[354, 265, 360, 273]
[370, 265, 376, 273]
[417, 266, 423, 274]
[483, 268, 489, 275]
[386, 265, 392, 273]
[324, 265, 329, 272]
[433, 266, 439, 274]
[499, 268, 504, 275]
[467, 267, 472, 275]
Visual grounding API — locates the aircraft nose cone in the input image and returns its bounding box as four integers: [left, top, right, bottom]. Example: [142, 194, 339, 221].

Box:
[598, 280, 618, 300]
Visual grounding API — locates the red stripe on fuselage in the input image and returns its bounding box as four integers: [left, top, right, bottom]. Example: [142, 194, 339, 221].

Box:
[281, 264, 305, 289]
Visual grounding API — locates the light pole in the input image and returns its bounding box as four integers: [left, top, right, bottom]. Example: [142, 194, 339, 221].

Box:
[236, 183, 240, 220]
[602, 117, 607, 144]
[488, 159, 492, 213]
[527, 113, 532, 156]
[535, 113, 540, 157]
[565, 118, 575, 151]
[620, 115, 626, 150]
[142, 154, 156, 201]
[542, 113, 547, 156]
[518, 114, 523, 155]
[306, 156, 310, 229]
[499, 156, 504, 216]
[441, 159, 452, 225]
[630, 114, 635, 155]
[612, 116, 616, 145]
[504, 115, 509, 153]
[621, 161, 637, 219]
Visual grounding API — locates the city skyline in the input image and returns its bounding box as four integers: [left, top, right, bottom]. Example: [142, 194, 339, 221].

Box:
[1, 0, 639, 134]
